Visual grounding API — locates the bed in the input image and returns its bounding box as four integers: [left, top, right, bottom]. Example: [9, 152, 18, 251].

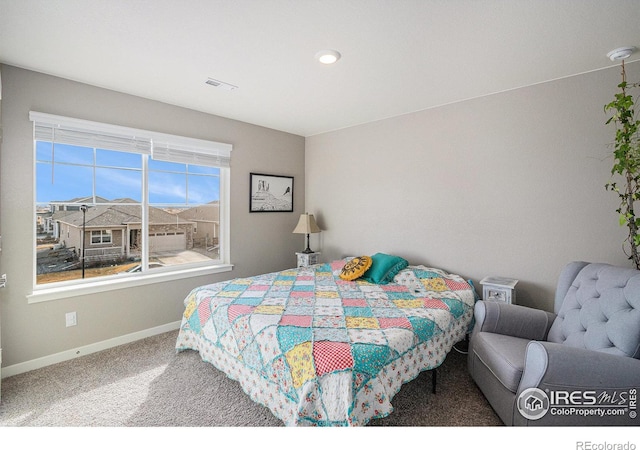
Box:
[175, 255, 476, 426]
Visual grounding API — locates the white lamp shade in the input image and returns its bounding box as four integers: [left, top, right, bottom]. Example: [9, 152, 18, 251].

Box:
[293, 213, 321, 234]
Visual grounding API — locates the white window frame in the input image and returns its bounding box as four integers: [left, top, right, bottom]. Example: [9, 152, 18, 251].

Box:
[90, 230, 112, 245]
[28, 112, 233, 303]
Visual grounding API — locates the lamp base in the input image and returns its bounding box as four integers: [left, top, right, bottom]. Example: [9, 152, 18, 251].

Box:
[301, 233, 314, 254]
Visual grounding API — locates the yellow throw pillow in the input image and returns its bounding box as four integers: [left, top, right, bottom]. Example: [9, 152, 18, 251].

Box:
[339, 256, 372, 281]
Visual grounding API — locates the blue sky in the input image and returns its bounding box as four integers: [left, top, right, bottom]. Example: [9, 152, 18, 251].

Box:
[36, 142, 220, 206]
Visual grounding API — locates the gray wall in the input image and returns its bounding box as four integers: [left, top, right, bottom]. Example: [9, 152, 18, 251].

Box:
[305, 62, 639, 312]
[2, 60, 638, 370]
[0, 65, 305, 368]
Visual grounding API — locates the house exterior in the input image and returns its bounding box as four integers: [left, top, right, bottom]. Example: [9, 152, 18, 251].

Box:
[51, 198, 197, 262]
[177, 201, 220, 250]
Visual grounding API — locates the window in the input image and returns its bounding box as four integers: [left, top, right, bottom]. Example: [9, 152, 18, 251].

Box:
[91, 230, 112, 245]
[31, 112, 231, 289]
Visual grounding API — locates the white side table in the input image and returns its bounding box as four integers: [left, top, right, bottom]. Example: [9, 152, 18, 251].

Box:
[480, 276, 518, 304]
[296, 252, 320, 268]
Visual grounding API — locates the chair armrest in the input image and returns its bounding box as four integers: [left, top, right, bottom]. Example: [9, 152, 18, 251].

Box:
[520, 341, 640, 392]
[516, 341, 640, 426]
[473, 300, 556, 340]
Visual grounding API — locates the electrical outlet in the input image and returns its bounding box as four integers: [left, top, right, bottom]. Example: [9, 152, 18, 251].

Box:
[65, 312, 77, 327]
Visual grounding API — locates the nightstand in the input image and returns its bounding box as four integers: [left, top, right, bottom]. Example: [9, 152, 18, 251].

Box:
[296, 252, 320, 268]
[480, 276, 518, 304]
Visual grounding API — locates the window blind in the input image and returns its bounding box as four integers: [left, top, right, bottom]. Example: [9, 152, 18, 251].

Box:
[152, 141, 231, 168]
[29, 111, 232, 166]
[30, 111, 152, 155]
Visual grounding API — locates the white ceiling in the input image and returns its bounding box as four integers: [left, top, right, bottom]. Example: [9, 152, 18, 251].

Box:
[1, 0, 639, 137]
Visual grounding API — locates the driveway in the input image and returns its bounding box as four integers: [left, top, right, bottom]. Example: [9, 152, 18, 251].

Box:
[153, 250, 214, 265]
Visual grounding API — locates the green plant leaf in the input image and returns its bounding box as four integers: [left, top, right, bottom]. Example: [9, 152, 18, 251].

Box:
[606, 62, 640, 269]
[620, 215, 627, 226]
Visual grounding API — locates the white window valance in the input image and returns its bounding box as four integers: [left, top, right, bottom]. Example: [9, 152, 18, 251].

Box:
[29, 111, 232, 167]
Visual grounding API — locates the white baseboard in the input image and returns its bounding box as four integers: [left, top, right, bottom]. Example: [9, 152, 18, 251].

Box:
[1, 321, 182, 379]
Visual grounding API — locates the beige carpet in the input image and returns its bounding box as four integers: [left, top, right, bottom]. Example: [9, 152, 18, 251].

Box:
[0, 330, 501, 427]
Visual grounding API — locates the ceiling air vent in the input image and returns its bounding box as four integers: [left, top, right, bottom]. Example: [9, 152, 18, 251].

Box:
[205, 78, 238, 91]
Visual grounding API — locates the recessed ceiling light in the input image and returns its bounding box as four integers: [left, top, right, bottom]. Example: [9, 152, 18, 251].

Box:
[607, 46, 636, 61]
[315, 49, 341, 65]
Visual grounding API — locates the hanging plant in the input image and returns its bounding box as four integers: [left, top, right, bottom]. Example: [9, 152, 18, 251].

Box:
[605, 60, 640, 269]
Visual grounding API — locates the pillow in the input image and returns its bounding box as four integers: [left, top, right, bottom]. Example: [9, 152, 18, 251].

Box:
[361, 253, 409, 284]
[339, 256, 373, 281]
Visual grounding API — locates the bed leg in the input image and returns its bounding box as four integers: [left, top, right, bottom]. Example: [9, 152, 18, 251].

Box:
[431, 368, 437, 394]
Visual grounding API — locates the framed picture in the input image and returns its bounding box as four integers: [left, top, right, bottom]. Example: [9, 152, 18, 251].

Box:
[250, 173, 294, 212]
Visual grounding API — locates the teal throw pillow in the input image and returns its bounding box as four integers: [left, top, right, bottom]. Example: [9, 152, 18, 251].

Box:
[361, 253, 409, 284]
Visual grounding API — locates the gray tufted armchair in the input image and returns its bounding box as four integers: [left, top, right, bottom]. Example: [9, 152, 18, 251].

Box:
[468, 261, 640, 426]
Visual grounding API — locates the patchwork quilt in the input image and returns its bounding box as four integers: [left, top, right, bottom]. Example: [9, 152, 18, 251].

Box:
[175, 259, 476, 426]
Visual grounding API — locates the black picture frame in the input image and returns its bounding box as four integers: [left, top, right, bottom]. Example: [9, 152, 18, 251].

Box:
[249, 173, 294, 212]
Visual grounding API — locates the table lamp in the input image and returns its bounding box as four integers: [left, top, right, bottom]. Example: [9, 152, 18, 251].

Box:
[293, 213, 321, 253]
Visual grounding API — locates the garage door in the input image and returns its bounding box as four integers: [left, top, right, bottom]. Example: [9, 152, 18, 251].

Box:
[149, 232, 186, 252]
